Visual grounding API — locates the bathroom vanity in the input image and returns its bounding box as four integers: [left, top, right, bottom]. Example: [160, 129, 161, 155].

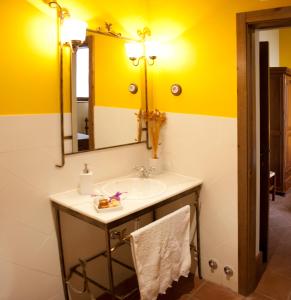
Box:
[50, 172, 202, 300]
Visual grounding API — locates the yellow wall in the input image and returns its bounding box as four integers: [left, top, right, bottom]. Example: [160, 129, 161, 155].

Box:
[57, 0, 149, 38]
[2, 0, 291, 116]
[147, 0, 291, 118]
[0, 0, 59, 115]
[92, 34, 142, 109]
[279, 27, 291, 68]
[0, 0, 148, 115]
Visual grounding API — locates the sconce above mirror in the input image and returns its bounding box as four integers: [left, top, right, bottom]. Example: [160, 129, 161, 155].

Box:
[125, 28, 158, 66]
[61, 18, 87, 51]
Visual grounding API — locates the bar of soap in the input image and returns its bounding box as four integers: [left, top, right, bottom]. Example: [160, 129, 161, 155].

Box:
[110, 199, 120, 207]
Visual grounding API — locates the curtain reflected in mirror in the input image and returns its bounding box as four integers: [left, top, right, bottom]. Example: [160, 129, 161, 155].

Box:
[64, 31, 146, 154]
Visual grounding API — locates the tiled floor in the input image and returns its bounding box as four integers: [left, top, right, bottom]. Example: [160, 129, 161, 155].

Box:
[157, 193, 291, 300]
[253, 193, 291, 300]
[98, 194, 291, 300]
[157, 274, 243, 300]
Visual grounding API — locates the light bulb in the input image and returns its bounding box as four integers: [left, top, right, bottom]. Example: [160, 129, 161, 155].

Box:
[61, 18, 87, 44]
[145, 41, 159, 59]
[125, 42, 143, 60]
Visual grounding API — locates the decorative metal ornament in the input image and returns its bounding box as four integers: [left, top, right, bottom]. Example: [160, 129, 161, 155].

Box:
[171, 84, 182, 96]
[128, 83, 138, 94]
[95, 22, 122, 38]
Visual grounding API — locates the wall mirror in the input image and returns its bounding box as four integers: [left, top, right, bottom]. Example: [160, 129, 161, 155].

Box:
[63, 26, 147, 155]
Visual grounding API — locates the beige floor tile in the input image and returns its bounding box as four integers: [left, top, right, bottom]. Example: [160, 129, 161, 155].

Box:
[193, 282, 243, 300]
[157, 275, 205, 300]
[256, 271, 291, 300]
[268, 254, 291, 270]
[267, 258, 291, 280]
[245, 292, 275, 300]
[276, 236, 291, 255]
[274, 267, 291, 280]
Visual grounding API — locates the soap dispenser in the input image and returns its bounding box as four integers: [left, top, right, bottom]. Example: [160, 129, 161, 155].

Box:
[79, 164, 94, 195]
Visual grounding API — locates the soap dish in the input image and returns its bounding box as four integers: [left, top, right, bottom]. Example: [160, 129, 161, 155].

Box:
[93, 196, 123, 213]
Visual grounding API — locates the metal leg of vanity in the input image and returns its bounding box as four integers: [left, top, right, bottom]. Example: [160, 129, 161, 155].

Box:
[54, 208, 70, 300]
[105, 230, 115, 300]
[52, 186, 202, 300]
[194, 190, 202, 279]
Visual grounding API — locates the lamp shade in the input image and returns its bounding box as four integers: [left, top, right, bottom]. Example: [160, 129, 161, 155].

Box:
[145, 41, 158, 58]
[125, 42, 143, 59]
[61, 18, 87, 44]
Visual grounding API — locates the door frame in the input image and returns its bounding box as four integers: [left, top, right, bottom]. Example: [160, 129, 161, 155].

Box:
[237, 6, 291, 296]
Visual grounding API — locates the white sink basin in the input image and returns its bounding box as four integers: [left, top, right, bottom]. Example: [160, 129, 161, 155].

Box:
[102, 178, 166, 200]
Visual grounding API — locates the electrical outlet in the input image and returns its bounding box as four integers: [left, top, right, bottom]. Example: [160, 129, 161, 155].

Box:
[208, 259, 218, 272]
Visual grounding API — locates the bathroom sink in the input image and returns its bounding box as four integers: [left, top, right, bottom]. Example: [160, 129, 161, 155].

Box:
[102, 178, 166, 200]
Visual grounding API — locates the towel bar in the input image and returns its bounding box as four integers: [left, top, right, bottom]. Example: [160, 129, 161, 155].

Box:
[114, 201, 198, 249]
[66, 243, 198, 300]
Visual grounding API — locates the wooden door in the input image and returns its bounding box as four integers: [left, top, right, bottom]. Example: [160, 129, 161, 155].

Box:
[259, 42, 270, 263]
[284, 76, 291, 191]
[269, 70, 283, 192]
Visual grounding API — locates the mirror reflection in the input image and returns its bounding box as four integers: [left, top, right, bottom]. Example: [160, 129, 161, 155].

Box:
[65, 29, 146, 154]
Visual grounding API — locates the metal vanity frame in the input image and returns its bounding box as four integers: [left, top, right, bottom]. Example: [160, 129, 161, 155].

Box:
[52, 184, 202, 300]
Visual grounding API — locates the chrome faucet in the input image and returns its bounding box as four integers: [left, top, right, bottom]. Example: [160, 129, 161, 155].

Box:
[134, 166, 155, 178]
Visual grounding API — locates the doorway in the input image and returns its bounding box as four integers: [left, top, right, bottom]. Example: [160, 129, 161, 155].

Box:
[237, 6, 291, 296]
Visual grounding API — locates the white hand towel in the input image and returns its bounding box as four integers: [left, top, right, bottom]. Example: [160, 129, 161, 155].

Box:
[130, 205, 191, 300]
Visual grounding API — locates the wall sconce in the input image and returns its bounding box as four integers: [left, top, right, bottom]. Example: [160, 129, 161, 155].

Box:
[145, 41, 158, 65]
[48, 0, 87, 167]
[61, 18, 87, 52]
[125, 27, 158, 66]
[48, 1, 87, 52]
[125, 42, 143, 66]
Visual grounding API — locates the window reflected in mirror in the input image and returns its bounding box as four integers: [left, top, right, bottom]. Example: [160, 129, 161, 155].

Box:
[75, 45, 90, 151]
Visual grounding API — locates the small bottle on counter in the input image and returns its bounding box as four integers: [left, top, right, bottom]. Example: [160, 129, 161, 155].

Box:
[79, 163, 94, 195]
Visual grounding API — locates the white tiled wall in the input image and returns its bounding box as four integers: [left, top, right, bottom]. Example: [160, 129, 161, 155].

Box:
[158, 112, 238, 291]
[0, 114, 147, 300]
[94, 106, 145, 149]
[0, 112, 238, 299]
